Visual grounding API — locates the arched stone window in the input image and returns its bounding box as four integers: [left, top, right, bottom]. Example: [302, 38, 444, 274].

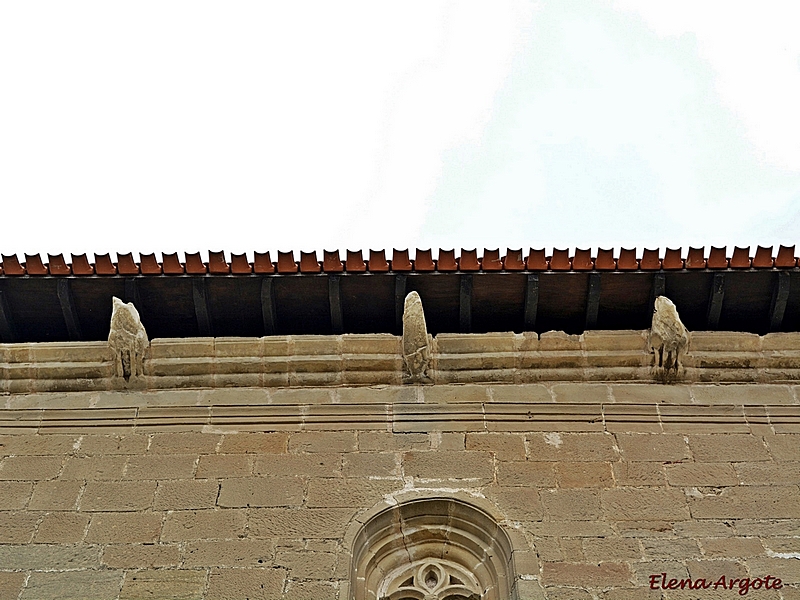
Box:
[350, 497, 518, 600]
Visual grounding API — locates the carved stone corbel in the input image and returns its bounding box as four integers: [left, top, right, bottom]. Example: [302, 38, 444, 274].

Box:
[402, 291, 432, 383]
[648, 295, 689, 382]
[108, 296, 149, 380]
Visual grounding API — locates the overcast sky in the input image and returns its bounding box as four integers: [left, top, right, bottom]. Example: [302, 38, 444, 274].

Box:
[1, 1, 798, 260]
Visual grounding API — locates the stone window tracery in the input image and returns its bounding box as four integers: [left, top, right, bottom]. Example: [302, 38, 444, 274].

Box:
[378, 558, 482, 600]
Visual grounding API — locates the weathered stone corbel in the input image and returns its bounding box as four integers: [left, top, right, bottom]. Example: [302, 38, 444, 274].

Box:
[648, 295, 689, 382]
[108, 296, 149, 380]
[402, 291, 433, 383]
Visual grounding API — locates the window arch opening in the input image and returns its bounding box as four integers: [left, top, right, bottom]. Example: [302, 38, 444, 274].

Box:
[350, 497, 518, 600]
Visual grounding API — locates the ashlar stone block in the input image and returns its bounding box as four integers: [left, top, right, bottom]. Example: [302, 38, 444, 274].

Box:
[23, 571, 123, 600]
[119, 570, 206, 600]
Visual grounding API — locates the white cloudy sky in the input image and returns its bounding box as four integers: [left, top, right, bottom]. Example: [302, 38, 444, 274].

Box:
[1, 1, 799, 260]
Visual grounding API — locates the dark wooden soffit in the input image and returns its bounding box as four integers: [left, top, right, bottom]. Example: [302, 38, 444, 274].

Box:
[0, 269, 797, 343]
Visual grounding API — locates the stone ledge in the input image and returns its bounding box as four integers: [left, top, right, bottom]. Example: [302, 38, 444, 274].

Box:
[1, 394, 797, 434]
[1, 331, 800, 393]
[5, 383, 798, 409]
[1, 383, 798, 434]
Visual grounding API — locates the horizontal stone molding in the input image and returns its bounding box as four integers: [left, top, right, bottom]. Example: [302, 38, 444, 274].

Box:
[1, 331, 800, 394]
[1, 388, 798, 434]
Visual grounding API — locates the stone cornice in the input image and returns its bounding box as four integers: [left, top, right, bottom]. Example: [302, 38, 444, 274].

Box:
[1, 330, 800, 395]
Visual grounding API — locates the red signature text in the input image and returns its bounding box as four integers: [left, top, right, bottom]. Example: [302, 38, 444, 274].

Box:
[649, 573, 783, 595]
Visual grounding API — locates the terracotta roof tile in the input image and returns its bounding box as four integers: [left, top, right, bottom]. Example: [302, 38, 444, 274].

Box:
[25, 254, 47, 276]
[437, 249, 457, 272]
[526, 249, 548, 271]
[0, 247, 795, 278]
[71, 254, 94, 275]
[617, 248, 638, 271]
[253, 251, 274, 274]
[730, 246, 751, 269]
[550, 248, 571, 271]
[162, 253, 184, 275]
[345, 250, 366, 273]
[662, 248, 684, 270]
[368, 249, 389, 272]
[2, 254, 25, 276]
[503, 249, 525, 271]
[117, 253, 139, 275]
[94, 253, 117, 275]
[323, 250, 344, 273]
[230, 253, 252, 274]
[299, 251, 321, 273]
[481, 249, 502, 271]
[277, 251, 297, 274]
[208, 251, 230, 274]
[458, 249, 480, 271]
[47, 254, 71, 276]
[776, 245, 797, 268]
[686, 247, 706, 269]
[414, 249, 436, 271]
[595, 248, 616, 271]
[391, 249, 412, 271]
[572, 248, 593, 271]
[185, 252, 207, 274]
[752, 246, 773, 268]
[707, 246, 728, 269]
[139, 253, 161, 275]
[640, 248, 661, 271]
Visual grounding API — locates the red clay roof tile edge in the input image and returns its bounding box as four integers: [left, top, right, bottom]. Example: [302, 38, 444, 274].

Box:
[0, 248, 797, 276]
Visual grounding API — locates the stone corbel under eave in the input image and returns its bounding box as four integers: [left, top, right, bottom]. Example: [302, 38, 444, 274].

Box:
[108, 297, 149, 382]
[647, 296, 690, 383]
[401, 292, 434, 384]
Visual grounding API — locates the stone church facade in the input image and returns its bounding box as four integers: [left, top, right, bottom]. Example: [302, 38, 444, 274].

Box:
[0, 248, 798, 599]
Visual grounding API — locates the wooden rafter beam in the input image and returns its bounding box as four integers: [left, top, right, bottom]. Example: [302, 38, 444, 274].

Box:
[394, 274, 407, 334]
[124, 277, 142, 310]
[56, 279, 82, 341]
[328, 275, 343, 334]
[459, 274, 472, 333]
[585, 273, 601, 330]
[707, 273, 725, 330]
[0, 287, 18, 343]
[650, 272, 665, 307]
[192, 278, 213, 337]
[260, 277, 277, 335]
[770, 271, 790, 331]
[524, 274, 539, 331]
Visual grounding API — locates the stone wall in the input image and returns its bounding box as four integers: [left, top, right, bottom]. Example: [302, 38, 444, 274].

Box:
[0, 334, 799, 599]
